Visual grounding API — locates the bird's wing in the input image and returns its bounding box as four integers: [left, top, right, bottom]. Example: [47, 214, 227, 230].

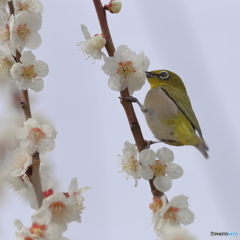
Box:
[161, 85, 203, 138]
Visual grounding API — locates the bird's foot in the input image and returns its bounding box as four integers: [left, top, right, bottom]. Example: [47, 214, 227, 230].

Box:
[121, 96, 148, 113]
[140, 140, 160, 150]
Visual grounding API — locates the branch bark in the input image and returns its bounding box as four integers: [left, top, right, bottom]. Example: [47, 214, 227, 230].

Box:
[8, 0, 43, 207]
[92, 0, 164, 199]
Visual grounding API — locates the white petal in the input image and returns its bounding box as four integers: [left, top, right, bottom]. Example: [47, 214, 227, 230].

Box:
[35, 60, 49, 77]
[42, 124, 57, 138]
[69, 178, 78, 192]
[170, 195, 189, 208]
[166, 163, 184, 179]
[139, 149, 156, 166]
[140, 165, 153, 180]
[38, 138, 55, 154]
[17, 79, 32, 90]
[24, 118, 38, 127]
[108, 74, 125, 91]
[30, 77, 44, 92]
[14, 219, 25, 230]
[177, 208, 195, 225]
[156, 147, 174, 163]
[153, 175, 172, 192]
[102, 56, 117, 75]
[81, 24, 91, 40]
[135, 51, 150, 70]
[78, 187, 91, 195]
[25, 31, 42, 49]
[10, 62, 23, 79]
[127, 72, 146, 92]
[122, 141, 138, 159]
[20, 50, 36, 64]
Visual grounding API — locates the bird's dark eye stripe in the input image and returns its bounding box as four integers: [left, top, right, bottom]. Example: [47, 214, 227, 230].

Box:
[158, 71, 169, 80]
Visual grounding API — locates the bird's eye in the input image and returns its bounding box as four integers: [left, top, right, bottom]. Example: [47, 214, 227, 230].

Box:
[158, 71, 169, 80]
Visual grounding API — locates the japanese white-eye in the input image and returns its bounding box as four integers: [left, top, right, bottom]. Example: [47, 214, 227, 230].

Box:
[144, 70, 208, 159]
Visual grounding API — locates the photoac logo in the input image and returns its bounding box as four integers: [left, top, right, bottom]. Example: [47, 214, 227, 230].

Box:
[210, 232, 238, 236]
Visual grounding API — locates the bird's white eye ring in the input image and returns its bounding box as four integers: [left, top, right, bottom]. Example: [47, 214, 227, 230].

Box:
[158, 71, 169, 80]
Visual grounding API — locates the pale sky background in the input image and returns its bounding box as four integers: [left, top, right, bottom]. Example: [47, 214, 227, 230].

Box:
[0, 0, 240, 239]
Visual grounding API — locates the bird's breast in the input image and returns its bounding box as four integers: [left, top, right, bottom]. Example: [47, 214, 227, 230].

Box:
[144, 87, 178, 119]
[143, 87, 179, 140]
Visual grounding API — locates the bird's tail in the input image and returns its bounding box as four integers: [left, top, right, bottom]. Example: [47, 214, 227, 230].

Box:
[195, 138, 209, 159]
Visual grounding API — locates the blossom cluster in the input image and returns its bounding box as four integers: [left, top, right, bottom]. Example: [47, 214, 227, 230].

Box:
[14, 177, 90, 240]
[150, 195, 195, 238]
[0, 0, 48, 92]
[2, 117, 90, 239]
[79, 25, 150, 95]
[119, 141, 183, 192]
[0, 1, 91, 239]
[118, 141, 196, 237]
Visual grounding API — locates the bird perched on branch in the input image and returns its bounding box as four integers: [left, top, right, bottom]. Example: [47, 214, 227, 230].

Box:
[128, 70, 208, 159]
[144, 70, 208, 158]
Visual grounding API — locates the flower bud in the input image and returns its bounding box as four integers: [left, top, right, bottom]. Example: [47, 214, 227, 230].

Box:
[91, 34, 106, 49]
[104, 0, 122, 14]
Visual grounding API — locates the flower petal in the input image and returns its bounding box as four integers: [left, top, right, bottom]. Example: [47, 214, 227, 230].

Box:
[156, 147, 174, 163]
[139, 149, 156, 166]
[166, 163, 184, 179]
[153, 175, 172, 192]
[177, 208, 195, 225]
[140, 165, 153, 180]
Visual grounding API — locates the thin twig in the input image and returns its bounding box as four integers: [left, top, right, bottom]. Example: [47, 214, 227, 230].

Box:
[92, 0, 164, 199]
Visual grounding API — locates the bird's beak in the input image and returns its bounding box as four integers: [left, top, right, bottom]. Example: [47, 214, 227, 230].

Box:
[145, 71, 153, 78]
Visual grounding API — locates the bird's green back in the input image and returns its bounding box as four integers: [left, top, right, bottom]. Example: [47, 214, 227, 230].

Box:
[160, 84, 203, 138]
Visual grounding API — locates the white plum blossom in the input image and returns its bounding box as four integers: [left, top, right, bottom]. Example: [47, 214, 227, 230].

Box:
[2, 171, 29, 191]
[67, 178, 91, 221]
[150, 195, 195, 234]
[16, 118, 57, 154]
[159, 225, 197, 240]
[77, 24, 106, 60]
[139, 147, 183, 192]
[14, 0, 44, 14]
[104, 0, 122, 13]
[0, 9, 10, 47]
[0, 49, 15, 81]
[102, 45, 150, 95]
[10, 50, 49, 91]
[118, 141, 152, 186]
[160, 195, 195, 225]
[7, 147, 32, 177]
[1, 147, 32, 191]
[10, 10, 42, 52]
[34, 178, 90, 232]
[14, 210, 68, 240]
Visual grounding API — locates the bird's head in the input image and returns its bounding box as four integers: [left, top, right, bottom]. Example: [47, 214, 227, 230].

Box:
[145, 70, 187, 92]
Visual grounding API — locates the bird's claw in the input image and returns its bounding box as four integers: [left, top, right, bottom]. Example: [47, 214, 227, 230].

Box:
[121, 96, 138, 103]
[121, 96, 148, 113]
[140, 140, 160, 150]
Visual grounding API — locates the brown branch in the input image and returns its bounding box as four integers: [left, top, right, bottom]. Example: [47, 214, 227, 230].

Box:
[26, 152, 43, 208]
[8, 1, 14, 15]
[8, 1, 42, 207]
[15, 49, 32, 120]
[92, 0, 164, 199]
[21, 90, 32, 119]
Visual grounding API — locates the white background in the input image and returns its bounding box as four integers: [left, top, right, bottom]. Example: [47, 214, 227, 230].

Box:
[0, 0, 240, 239]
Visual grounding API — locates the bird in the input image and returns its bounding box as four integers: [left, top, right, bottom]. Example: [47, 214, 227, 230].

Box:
[143, 69, 208, 159]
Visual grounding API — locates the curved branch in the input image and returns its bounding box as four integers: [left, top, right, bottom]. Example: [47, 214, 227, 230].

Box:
[92, 0, 164, 199]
